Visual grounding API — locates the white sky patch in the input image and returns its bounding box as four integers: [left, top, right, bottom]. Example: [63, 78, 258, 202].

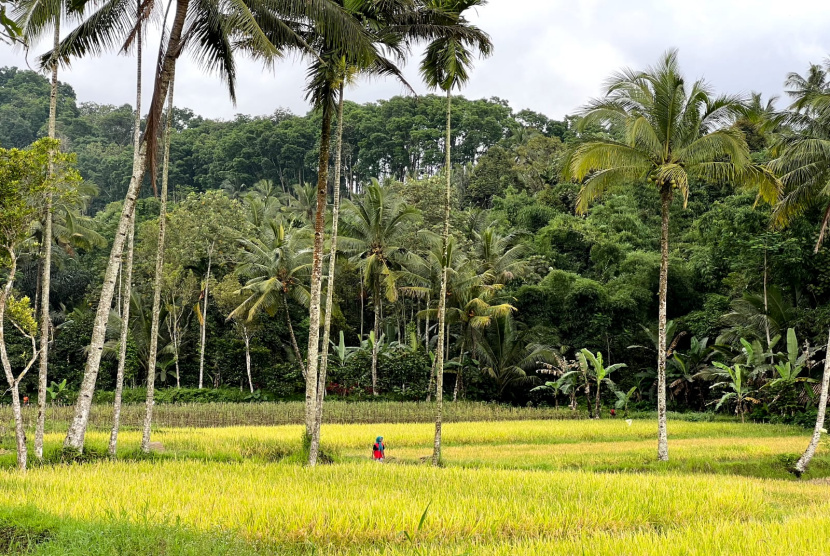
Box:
[2, 0, 830, 120]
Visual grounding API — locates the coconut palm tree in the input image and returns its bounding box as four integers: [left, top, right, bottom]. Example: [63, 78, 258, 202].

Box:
[1, 2, 20, 42]
[141, 79, 176, 454]
[416, 229, 512, 400]
[784, 62, 830, 115]
[770, 98, 830, 251]
[768, 63, 830, 476]
[231, 220, 311, 376]
[339, 180, 422, 396]
[51, 0, 369, 453]
[13, 0, 76, 460]
[312, 63, 351, 466]
[562, 50, 775, 461]
[474, 316, 555, 397]
[473, 226, 527, 285]
[794, 329, 830, 476]
[419, 0, 492, 466]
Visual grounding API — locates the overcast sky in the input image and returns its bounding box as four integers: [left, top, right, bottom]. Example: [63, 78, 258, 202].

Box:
[3, 0, 830, 121]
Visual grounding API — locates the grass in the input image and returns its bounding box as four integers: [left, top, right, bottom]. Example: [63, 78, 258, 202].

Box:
[1, 401, 582, 432]
[0, 417, 827, 554]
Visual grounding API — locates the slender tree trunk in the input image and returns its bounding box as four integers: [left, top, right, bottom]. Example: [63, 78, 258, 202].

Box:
[595, 380, 601, 419]
[284, 296, 305, 377]
[35, 18, 61, 461]
[141, 78, 175, 453]
[445, 321, 450, 361]
[64, 0, 189, 452]
[656, 187, 671, 462]
[425, 293, 430, 351]
[108, 220, 135, 457]
[166, 306, 181, 389]
[433, 88, 453, 466]
[584, 381, 593, 418]
[198, 248, 212, 389]
[1, 256, 29, 470]
[10, 383, 27, 470]
[453, 338, 465, 402]
[310, 84, 345, 466]
[244, 328, 253, 393]
[109, 25, 142, 456]
[794, 328, 830, 476]
[305, 99, 333, 439]
[371, 293, 381, 396]
[763, 246, 774, 365]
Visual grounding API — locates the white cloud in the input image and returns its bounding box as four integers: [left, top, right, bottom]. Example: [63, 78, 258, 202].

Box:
[2, 0, 830, 120]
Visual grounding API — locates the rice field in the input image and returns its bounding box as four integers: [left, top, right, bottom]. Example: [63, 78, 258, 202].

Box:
[2, 401, 579, 431]
[0, 416, 828, 554]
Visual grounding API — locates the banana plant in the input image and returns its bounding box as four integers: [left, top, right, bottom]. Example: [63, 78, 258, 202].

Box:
[613, 386, 638, 417]
[764, 328, 816, 412]
[578, 349, 627, 419]
[330, 331, 359, 369]
[709, 362, 759, 423]
[669, 336, 713, 409]
[531, 370, 579, 410]
[769, 328, 814, 387]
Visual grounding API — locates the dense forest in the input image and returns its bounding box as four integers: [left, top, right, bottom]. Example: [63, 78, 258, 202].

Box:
[3, 57, 830, 432]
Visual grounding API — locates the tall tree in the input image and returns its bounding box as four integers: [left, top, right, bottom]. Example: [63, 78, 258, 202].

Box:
[339, 180, 422, 396]
[291, 0, 408, 452]
[13, 0, 72, 460]
[418, 0, 492, 466]
[770, 72, 830, 251]
[0, 138, 77, 470]
[1, 0, 21, 42]
[793, 329, 830, 476]
[562, 50, 775, 461]
[141, 78, 174, 453]
[109, 0, 142, 458]
[311, 75, 346, 465]
[230, 219, 310, 375]
[53, 0, 360, 451]
[771, 64, 830, 475]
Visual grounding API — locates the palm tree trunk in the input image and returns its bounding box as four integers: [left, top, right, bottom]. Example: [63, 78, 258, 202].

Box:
[166, 305, 181, 389]
[109, 23, 142, 456]
[433, 87, 452, 466]
[35, 17, 61, 460]
[371, 293, 381, 396]
[425, 293, 430, 350]
[453, 337, 465, 402]
[244, 328, 253, 393]
[305, 99, 333, 438]
[141, 77, 174, 453]
[64, 0, 189, 453]
[198, 247, 212, 389]
[310, 84, 345, 466]
[595, 380, 602, 419]
[656, 187, 671, 462]
[108, 220, 135, 457]
[283, 296, 306, 378]
[794, 327, 830, 476]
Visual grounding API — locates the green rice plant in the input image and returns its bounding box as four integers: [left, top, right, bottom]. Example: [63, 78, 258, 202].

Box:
[0, 420, 826, 554]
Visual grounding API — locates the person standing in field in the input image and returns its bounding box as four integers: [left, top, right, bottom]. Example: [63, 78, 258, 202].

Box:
[372, 436, 385, 462]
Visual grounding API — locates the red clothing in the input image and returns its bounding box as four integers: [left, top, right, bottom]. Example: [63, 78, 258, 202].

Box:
[372, 441, 385, 460]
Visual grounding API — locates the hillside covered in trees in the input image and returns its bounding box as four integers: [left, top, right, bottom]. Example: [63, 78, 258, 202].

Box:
[3, 61, 829, 428]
